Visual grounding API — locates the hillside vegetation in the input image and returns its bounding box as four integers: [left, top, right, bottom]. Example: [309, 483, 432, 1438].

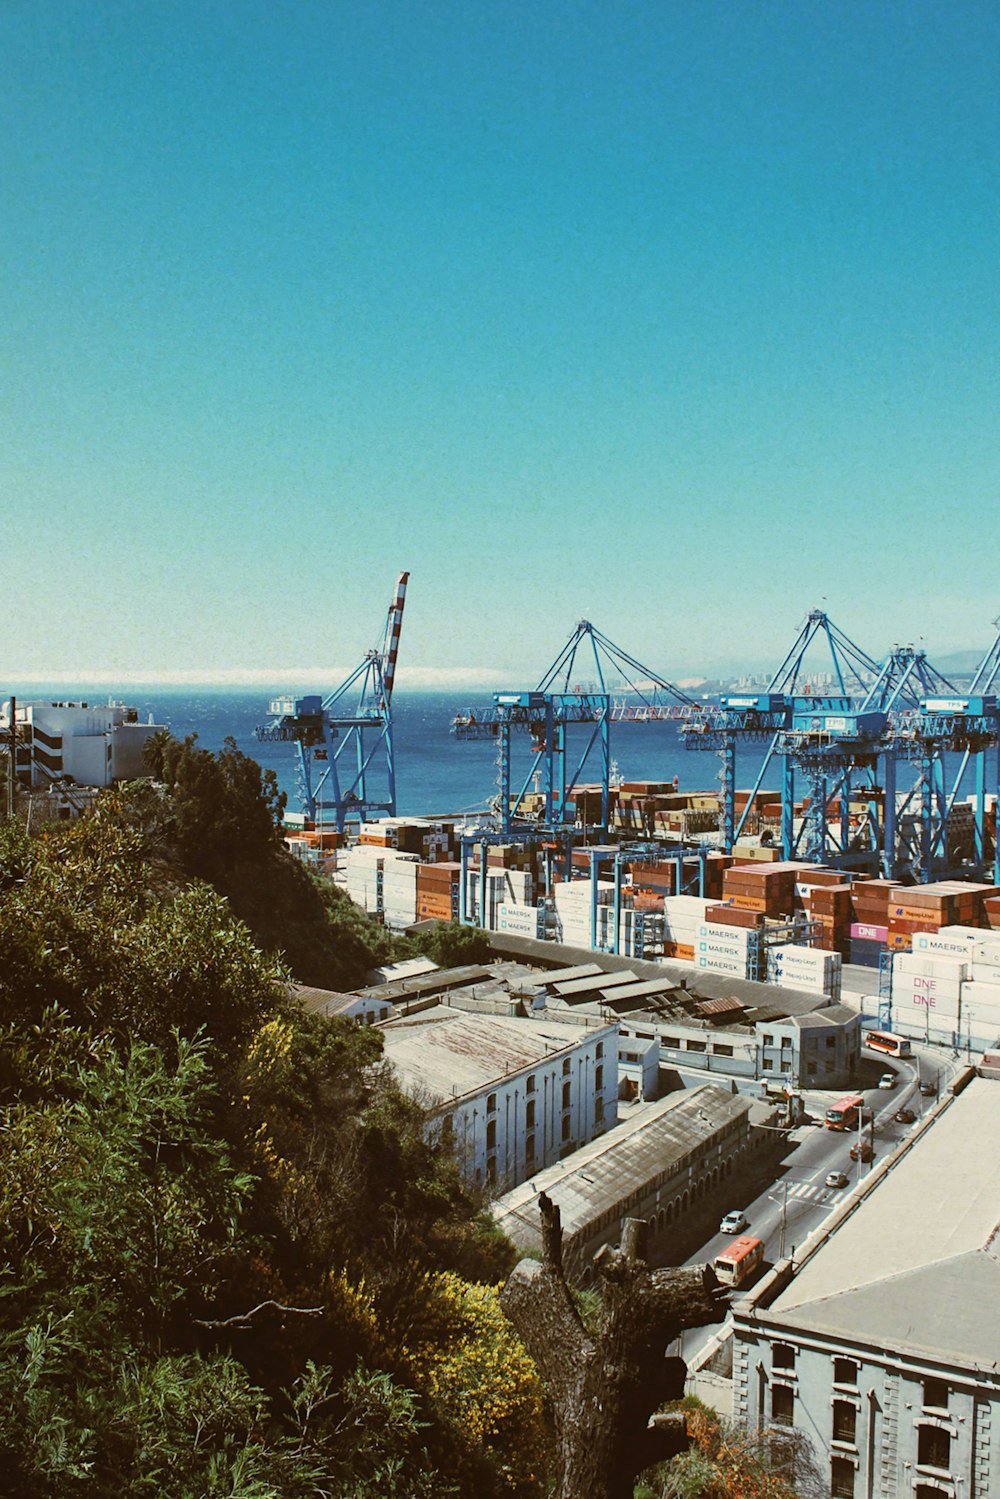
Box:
[0, 746, 544, 1498]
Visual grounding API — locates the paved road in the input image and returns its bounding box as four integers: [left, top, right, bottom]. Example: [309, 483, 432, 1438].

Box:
[674, 1045, 955, 1364]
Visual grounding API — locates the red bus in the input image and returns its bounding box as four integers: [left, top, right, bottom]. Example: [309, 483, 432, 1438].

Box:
[864, 1030, 912, 1058]
[713, 1235, 765, 1289]
[825, 1093, 866, 1131]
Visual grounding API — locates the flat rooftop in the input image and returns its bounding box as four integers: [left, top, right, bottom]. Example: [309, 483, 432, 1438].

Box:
[379, 1007, 614, 1108]
[764, 1076, 1000, 1369]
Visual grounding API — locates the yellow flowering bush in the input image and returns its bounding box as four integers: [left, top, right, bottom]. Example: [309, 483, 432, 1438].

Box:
[401, 1271, 547, 1494]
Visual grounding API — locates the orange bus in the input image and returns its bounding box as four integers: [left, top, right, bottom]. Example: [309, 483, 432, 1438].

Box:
[713, 1235, 765, 1288]
[825, 1093, 866, 1130]
[864, 1030, 912, 1058]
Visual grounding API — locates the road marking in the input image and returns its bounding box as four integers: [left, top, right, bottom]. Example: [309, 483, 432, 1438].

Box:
[770, 1181, 847, 1206]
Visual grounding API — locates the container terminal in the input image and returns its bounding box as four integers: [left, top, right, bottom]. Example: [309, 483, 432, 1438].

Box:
[250, 574, 1000, 1059]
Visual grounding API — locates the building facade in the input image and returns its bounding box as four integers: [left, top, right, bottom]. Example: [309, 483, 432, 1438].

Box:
[730, 1076, 1000, 1499]
[380, 1007, 619, 1192]
[2, 699, 163, 789]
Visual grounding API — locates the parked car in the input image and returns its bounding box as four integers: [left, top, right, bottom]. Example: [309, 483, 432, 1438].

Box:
[850, 1139, 874, 1162]
[919, 1080, 937, 1096]
[825, 1170, 849, 1189]
[720, 1210, 748, 1235]
[894, 1107, 916, 1124]
[878, 1072, 897, 1089]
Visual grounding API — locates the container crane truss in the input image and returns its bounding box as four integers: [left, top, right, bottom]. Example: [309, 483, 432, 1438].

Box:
[680, 609, 992, 878]
[453, 620, 699, 835]
[256, 572, 409, 834]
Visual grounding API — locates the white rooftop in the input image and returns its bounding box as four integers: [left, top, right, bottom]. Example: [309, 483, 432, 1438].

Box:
[767, 1076, 1000, 1367]
[379, 1007, 613, 1107]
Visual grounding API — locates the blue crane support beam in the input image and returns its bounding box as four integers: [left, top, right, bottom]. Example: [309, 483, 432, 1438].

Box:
[256, 571, 409, 834]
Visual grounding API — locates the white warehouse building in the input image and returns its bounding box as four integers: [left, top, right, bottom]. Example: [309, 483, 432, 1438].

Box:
[378, 1005, 618, 1193]
[2, 699, 164, 789]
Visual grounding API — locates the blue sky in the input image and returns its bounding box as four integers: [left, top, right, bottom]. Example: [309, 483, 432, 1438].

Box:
[3, 1, 998, 688]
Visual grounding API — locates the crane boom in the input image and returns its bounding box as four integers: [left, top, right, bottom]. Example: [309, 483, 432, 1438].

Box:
[381, 570, 409, 703]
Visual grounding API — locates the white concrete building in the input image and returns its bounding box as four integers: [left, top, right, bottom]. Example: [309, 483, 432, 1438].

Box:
[730, 1075, 1000, 1499]
[2, 699, 163, 789]
[379, 1006, 618, 1192]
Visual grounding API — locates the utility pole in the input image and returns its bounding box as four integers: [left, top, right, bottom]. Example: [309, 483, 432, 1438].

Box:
[5, 695, 15, 820]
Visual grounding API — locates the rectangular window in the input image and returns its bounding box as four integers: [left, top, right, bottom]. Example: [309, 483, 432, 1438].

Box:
[562, 1057, 571, 1075]
[762, 1033, 774, 1046]
[596, 1041, 604, 1059]
[762, 1059, 774, 1071]
[917, 1425, 951, 1470]
[561, 1116, 571, 1142]
[832, 1401, 856, 1445]
[595, 1065, 604, 1090]
[686, 1039, 707, 1053]
[826, 1035, 837, 1048]
[833, 1358, 858, 1386]
[923, 1378, 948, 1411]
[525, 1100, 536, 1128]
[525, 1133, 535, 1161]
[713, 1043, 734, 1057]
[831, 1456, 855, 1498]
[526, 1075, 536, 1094]
[486, 1120, 497, 1150]
[595, 1096, 604, 1123]
[487, 1092, 497, 1113]
[773, 1344, 795, 1370]
[562, 1081, 572, 1108]
[771, 1385, 793, 1426]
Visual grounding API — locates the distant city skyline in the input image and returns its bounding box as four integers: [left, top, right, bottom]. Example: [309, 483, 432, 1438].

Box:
[3, 3, 998, 684]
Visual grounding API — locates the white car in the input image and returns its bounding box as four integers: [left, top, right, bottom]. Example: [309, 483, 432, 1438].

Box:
[878, 1072, 897, 1089]
[720, 1210, 748, 1235]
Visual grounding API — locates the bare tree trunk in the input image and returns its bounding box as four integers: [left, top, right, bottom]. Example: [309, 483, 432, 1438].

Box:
[500, 1194, 726, 1499]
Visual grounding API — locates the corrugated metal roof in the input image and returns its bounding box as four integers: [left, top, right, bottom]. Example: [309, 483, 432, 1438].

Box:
[381, 1007, 614, 1107]
[494, 1085, 752, 1249]
[291, 983, 359, 1015]
[355, 965, 493, 1002]
[554, 970, 646, 998]
[692, 996, 747, 1018]
[537, 964, 605, 986]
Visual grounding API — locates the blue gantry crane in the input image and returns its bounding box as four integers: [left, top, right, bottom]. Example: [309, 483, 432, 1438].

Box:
[256, 572, 409, 834]
[908, 618, 1000, 882]
[453, 620, 699, 834]
[683, 609, 965, 877]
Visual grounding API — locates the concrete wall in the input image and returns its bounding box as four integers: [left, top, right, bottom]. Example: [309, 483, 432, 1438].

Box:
[434, 1026, 619, 1193]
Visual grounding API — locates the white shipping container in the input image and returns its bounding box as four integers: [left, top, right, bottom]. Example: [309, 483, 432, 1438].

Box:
[961, 979, 1000, 1007]
[894, 953, 968, 983]
[497, 904, 542, 936]
[971, 942, 1000, 971]
[894, 974, 963, 1004]
[696, 952, 747, 977]
[699, 939, 751, 963]
[896, 988, 961, 1021]
[663, 896, 714, 921]
[697, 923, 753, 948]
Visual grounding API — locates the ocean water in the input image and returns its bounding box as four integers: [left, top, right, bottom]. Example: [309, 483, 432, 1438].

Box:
[145, 689, 747, 818]
[6, 685, 980, 823]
